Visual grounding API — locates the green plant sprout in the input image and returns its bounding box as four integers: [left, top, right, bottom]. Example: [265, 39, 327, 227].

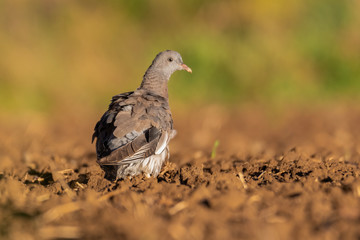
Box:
[211, 140, 220, 159]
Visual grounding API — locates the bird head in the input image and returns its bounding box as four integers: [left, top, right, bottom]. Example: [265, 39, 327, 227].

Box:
[150, 50, 192, 78]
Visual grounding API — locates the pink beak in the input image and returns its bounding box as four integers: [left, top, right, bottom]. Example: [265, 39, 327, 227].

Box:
[181, 63, 192, 73]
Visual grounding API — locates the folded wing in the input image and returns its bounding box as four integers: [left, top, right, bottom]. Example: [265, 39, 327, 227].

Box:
[93, 91, 170, 165]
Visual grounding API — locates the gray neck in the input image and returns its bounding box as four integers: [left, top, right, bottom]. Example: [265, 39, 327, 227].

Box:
[139, 67, 170, 99]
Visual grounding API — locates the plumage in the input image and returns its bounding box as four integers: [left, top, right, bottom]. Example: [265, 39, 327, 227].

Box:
[92, 50, 191, 181]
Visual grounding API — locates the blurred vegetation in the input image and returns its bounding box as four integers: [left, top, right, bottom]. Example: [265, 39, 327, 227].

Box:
[0, 0, 359, 114]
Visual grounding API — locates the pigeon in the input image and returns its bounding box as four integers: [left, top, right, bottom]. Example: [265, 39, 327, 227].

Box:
[92, 50, 192, 181]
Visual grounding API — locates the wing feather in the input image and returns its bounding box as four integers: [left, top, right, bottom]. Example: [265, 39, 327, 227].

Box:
[98, 127, 161, 165]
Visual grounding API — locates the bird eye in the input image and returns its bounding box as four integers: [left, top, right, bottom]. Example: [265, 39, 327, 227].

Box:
[168, 57, 173, 62]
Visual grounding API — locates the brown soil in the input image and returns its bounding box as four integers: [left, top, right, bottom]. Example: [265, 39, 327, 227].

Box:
[1, 105, 360, 240]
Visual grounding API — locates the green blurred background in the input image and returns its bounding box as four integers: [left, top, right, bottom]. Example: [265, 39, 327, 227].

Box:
[0, 0, 359, 115]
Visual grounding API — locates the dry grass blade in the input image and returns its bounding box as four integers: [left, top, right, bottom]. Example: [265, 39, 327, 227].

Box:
[39, 226, 81, 239]
[57, 169, 75, 174]
[76, 182, 85, 189]
[42, 202, 82, 223]
[237, 172, 248, 189]
[169, 201, 188, 215]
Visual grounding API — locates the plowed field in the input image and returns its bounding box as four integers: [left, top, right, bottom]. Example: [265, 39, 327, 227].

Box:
[1, 105, 360, 240]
